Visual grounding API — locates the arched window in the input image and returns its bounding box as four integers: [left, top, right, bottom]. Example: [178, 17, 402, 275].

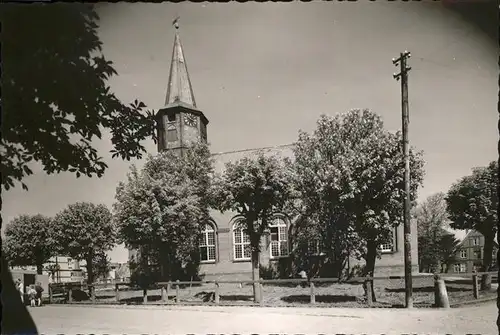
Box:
[269, 217, 289, 258]
[199, 223, 216, 262]
[233, 222, 251, 261]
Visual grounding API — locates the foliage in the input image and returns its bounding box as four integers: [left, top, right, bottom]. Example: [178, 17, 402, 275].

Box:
[292, 110, 425, 287]
[446, 161, 498, 272]
[212, 153, 295, 248]
[211, 152, 295, 300]
[438, 234, 461, 273]
[4, 215, 56, 274]
[1, 4, 156, 191]
[415, 193, 449, 272]
[114, 263, 131, 281]
[114, 143, 214, 284]
[52, 202, 116, 285]
[92, 251, 112, 281]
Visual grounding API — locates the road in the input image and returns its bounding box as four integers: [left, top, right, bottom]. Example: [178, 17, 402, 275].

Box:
[30, 303, 497, 334]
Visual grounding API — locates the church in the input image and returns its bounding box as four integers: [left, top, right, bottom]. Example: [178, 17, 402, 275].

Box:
[130, 25, 419, 281]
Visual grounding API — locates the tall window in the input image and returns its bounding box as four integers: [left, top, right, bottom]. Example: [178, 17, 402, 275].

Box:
[472, 237, 480, 246]
[308, 240, 324, 256]
[233, 223, 251, 261]
[199, 224, 216, 262]
[454, 263, 466, 273]
[460, 249, 467, 259]
[270, 217, 288, 258]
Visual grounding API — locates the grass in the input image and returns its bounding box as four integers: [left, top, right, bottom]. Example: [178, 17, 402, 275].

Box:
[51, 276, 497, 308]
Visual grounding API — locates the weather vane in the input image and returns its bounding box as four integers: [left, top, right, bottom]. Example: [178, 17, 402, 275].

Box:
[173, 16, 180, 30]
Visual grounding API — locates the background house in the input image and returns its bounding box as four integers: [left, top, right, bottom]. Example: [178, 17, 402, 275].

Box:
[43, 256, 84, 283]
[450, 230, 498, 274]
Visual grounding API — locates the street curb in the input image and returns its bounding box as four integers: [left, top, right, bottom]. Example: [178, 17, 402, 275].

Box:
[47, 297, 496, 310]
[450, 296, 497, 308]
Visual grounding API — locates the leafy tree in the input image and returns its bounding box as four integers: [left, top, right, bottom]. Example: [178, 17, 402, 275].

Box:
[212, 153, 295, 302]
[438, 234, 461, 273]
[92, 251, 112, 281]
[114, 143, 213, 286]
[415, 193, 449, 273]
[446, 161, 498, 289]
[289, 215, 330, 279]
[292, 110, 425, 301]
[52, 202, 116, 289]
[1, 4, 155, 191]
[4, 215, 56, 274]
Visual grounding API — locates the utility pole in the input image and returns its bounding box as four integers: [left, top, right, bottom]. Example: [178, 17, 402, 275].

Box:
[393, 50, 413, 309]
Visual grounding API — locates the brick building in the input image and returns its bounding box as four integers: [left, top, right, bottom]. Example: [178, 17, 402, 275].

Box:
[129, 26, 418, 280]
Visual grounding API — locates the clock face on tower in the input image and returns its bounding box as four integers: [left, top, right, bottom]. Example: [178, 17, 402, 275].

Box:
[184, 114, 197, 127]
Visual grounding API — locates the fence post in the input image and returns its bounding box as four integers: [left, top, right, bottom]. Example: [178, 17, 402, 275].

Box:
[115, 284, 120, 302]
[161, 285, 167, 302]
[259, 278, 264, 304]
[90, 284, 96, 304]
[310, 281, 316, 304]
[214, 281, 220, 304]
[143, 288, 148, 304]
[175, 280, 180, 304]
[68, 284, 73, 303]
[166, 282, 171, 303]
[472, 271, 479, 299]
[434, 274, 450, 308]
[365, 279, 373, 306]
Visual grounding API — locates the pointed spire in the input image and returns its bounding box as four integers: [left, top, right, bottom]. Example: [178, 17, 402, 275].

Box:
[165, 18, 197, 108]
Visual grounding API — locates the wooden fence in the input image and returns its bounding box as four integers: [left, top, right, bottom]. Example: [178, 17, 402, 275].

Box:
[48, 271, 497, 308]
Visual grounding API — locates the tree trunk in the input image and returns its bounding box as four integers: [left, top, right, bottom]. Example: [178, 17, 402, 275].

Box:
[251, 249, 261, 303]
[86, 253, 94, 297]
[481, 233, 494, 290]
[364, 240, 377, 303]
[36, 262, 43, 275]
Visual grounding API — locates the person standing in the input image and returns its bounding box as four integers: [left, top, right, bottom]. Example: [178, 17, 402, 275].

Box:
[27, 285, 37, 307]
[16, 278, 24, 303]
[35, 282, 44, 306]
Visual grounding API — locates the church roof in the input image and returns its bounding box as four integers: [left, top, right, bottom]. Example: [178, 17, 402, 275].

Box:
[164, 25, 197, 109]
[211, 144, 295, 172]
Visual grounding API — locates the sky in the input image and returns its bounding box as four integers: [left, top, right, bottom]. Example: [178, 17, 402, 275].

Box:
[2, 2, 497, 263]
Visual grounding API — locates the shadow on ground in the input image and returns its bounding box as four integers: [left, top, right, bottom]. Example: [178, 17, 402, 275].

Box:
[120, 294, 164, 304]
[385, 286, 470, 293]
[281, 294, 357, 304]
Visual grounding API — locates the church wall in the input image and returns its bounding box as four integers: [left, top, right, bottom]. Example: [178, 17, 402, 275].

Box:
[199, 146, 420, 279]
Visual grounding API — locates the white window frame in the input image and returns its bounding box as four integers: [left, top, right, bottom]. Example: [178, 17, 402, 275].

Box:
[199, 223, 217, 263]
[379, 243, 393, 253]
[472, 237, 480, 246]
[233, 222, 251, 261]
[67, 258, 73, 270]
[459, 263, 466, 273]
[460, 249, 467, 259]
[308, 240, 325, 256]
[269, 217, 289, 259]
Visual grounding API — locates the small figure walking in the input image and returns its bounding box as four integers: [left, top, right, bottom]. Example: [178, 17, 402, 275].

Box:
[27, 285, 37, 307]
[35, 282, 44, 306]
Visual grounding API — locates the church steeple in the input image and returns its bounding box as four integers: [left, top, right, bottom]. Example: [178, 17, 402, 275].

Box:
[156, 19, 209, 154]
[164, 21, 197, 108]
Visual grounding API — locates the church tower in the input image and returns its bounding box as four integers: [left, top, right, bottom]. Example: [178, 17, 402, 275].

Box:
[156, 21, 209, 155]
